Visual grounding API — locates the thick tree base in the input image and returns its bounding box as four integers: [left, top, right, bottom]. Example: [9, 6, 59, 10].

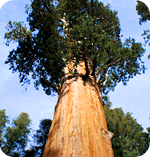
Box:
[42, 74, 114, 157]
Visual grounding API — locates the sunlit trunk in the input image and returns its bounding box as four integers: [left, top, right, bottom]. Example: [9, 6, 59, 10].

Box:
[42, 61, 114, 157]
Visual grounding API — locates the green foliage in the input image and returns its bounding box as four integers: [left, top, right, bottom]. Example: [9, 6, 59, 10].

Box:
[1, 111, 31, 156]
[0, 109, 8, 146]
[32, 119, 52, 157]
[4, 21, 32, 46]
[104, 105, 150, 157]
[4, 0, 146, 96]
[136, 1, 150, 25]
[136, 1, 150, 58]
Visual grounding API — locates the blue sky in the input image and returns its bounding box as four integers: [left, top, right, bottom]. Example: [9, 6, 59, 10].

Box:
[0, 0, 150, 143]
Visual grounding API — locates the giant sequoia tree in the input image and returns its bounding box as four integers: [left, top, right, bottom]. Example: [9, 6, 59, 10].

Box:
[5, 0, 146, 156]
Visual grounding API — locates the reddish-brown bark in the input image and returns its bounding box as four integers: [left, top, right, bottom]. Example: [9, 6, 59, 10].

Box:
[42, 61, 114, 157]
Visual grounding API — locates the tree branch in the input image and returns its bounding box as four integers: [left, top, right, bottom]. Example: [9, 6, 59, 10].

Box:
[99, 73, 109, 87]
[96, 58, 122, 78]
[96, 58, 123, 85]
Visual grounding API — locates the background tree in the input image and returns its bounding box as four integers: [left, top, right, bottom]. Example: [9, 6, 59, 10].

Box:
[136, 0, 150, 25]
[104, 104, 150, 157]
[22, 119, 52, 157]
[32, 119, 52, 157]
[1, 112, 31, 156]
[136, 0, 150, 58]
[0, 109, 8, 147]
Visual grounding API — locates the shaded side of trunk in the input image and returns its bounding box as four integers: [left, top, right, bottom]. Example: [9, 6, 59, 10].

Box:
[42, 61, 114, 157]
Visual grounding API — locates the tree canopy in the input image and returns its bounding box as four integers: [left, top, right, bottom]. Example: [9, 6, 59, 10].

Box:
[136, 0, 150, 58]
[4, 0, 146, 96]
[104, 105, 150, 157]
[136, 0, 150, 25]
[0, 111, 31, 156]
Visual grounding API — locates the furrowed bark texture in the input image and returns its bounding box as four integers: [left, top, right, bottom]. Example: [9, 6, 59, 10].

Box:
[42, 61, 114, 157]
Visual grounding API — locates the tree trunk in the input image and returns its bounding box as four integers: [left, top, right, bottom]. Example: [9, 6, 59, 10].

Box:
[42, 61, 114, 157]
